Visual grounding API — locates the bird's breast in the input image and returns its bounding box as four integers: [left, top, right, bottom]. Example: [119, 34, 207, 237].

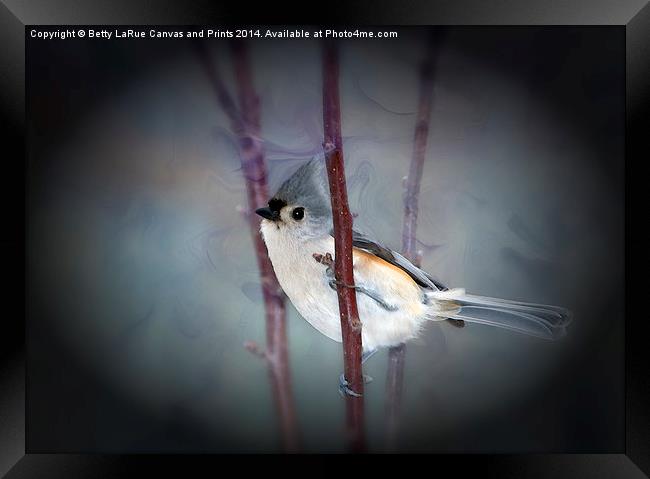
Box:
[261, 227, 343, 342]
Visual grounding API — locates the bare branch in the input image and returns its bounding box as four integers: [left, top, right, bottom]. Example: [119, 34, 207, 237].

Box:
[198, 40, 300, 453]
[322, 40, 365, 453]
[401, 35, 442, 264]
[386, 29, 445, 452]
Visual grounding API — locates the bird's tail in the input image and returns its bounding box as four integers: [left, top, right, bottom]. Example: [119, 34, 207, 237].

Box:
[425, 288, 572, 340]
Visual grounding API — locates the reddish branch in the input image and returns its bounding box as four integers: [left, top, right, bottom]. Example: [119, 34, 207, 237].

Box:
[197, 41, 300, 453]
[322, 40, 366, 453]
[401, 52, 437, 262]
[385, 343, 406, 450]
[386, 30, 443, 451]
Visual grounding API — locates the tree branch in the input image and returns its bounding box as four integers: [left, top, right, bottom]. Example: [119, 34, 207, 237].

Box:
[322, 40, 365, 453]
[197, 40, 300, 453]
[386, 29, 444, 451]
[401, 38, 439, 263]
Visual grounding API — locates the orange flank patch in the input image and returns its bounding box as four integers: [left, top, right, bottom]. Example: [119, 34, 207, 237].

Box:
[352, 248, 425, 315]
[352, 248, 418, 288]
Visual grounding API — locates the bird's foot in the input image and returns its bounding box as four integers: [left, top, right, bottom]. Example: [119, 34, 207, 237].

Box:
[338, 373, 373, 397]
[313, 252, 334, 268]
[339, 373, 362, 397]
[313, 253, 343, 290]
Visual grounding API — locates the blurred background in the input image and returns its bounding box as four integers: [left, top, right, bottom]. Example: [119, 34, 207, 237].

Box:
[27, 26, 624, 453]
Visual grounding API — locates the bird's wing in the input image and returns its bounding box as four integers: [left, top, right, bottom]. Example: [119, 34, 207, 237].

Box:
[331, 229, 446, 291]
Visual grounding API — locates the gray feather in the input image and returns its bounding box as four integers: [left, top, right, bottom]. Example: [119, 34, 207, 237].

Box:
[272, 157, 332, 221]
[431, 292, 572, 340]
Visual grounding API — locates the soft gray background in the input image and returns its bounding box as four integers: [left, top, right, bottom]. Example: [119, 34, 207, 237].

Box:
[27, 27, 624, 452]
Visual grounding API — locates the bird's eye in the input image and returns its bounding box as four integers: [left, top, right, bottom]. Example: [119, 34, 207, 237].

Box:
[292, 207, 305, 221]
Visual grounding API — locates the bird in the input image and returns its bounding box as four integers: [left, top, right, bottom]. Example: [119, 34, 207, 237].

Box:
[255, 158, 571, 396]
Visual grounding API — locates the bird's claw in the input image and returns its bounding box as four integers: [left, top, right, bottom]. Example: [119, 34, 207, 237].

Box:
[338, 373, 373, 397]
[313, 252, 334, 267]
[314, 253, 339, 290]
[338, 373, 363, 398]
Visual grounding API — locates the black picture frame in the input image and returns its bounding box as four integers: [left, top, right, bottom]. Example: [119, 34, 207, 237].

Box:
[2, 0, 648, 476]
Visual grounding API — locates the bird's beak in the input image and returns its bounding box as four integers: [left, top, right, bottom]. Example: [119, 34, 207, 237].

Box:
[255, 207, 280, 221]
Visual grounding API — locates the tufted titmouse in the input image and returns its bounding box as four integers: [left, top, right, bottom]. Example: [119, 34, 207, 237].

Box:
[256, 158, 571, 392]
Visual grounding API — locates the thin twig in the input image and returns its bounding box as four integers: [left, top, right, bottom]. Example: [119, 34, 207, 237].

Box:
[385, 343, 406, 450]
[386, 29, 444, 452]
[401, 38, 439, 262]
[322, 40, 366, 453]
[197, 40, 300, 453]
